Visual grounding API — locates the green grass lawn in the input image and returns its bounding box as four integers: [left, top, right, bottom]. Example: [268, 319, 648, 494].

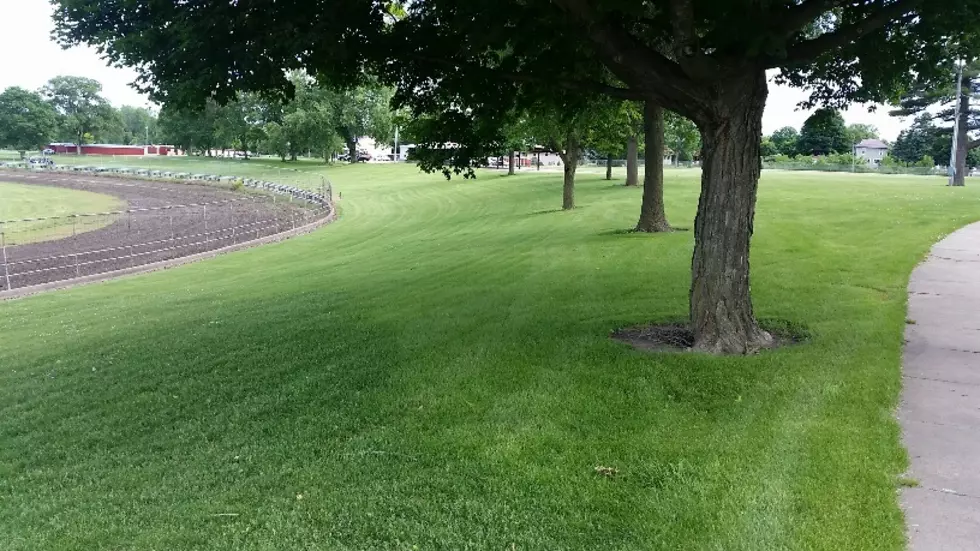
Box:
[1, 165, 978, 550]
[0, 181, 124, 245]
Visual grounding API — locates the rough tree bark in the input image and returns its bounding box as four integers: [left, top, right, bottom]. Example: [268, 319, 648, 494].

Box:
[558, 133, 579, 210]
[605, 154, 613, 180]
[625, 135, 638, 186]
[953, 86, 969, 187]
[689, 71, 773, 354]
[635, 102, 672, 233]
[508, 150, 516, 175]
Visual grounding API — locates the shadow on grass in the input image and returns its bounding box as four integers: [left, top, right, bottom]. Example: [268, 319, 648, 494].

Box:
[527, 208, 576, 216]
[598, 227, 691, 236]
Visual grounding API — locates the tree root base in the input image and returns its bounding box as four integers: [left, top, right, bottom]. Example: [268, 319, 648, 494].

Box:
[632, 222, 673, 233]
[612, 319, 808, 356]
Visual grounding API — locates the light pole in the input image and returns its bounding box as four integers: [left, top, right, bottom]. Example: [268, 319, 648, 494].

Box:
[949, 59, 964, 186]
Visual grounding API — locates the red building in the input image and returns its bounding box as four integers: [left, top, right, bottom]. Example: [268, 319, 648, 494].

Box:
[47, 143, 175, 156]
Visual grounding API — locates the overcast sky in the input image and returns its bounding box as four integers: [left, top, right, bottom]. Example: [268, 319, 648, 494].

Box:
[3, 0, 913, 141]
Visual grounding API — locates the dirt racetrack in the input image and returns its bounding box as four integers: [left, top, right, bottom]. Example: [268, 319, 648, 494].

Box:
[0, 171, 328, 292]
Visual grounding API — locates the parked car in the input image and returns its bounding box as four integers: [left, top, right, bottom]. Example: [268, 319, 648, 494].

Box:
[28, 156, 55, 167]
[42, 148, 55, 155]
[336, 151, 372, 162]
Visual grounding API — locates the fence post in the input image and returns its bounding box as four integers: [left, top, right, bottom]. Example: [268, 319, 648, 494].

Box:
[1, 222, 11, 291]
[169, 215, 175, 258]
[128, 212, 134, 268]
[254, 197, 261, 239]
[203, 204, 208, 245]
[72, 217, 80, 277]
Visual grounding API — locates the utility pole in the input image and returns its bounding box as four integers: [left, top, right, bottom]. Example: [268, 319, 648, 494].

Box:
[949, 59, 964, 186]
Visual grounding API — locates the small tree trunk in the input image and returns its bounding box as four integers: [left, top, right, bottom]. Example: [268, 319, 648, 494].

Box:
[625, 136, 639, 186]
[18, 150, 26, 160]
[690, 71, 773, 354]
[605, 154, 613, 180]
[561, 134, 579, 210]
[954, 88, 969, 186]
[347, 138, 358, 164]
[508, 151, 516, 175]
[635, 102, 671, 233]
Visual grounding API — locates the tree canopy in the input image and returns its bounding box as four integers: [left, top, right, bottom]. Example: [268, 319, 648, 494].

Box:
[892, 58, 980, 185]
[769, 126, 800, 156]
[0, 87, 59, 157]
[41, 76, 115, 148]
[797, 108, 850, 155]
[846, 123, 880, 145]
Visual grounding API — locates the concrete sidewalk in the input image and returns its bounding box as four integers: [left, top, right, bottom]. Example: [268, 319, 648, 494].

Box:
[901, 222, 980, 550]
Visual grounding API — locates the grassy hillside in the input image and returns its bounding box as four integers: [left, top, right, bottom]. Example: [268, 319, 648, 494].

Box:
[0, 180, 124, 244]
[1, 165, 978, 550]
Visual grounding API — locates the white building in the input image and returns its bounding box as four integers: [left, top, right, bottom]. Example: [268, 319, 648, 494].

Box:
[853, 138, 889, 166]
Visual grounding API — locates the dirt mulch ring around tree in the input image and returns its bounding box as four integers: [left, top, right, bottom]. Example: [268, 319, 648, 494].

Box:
[611, 319, 810, 354]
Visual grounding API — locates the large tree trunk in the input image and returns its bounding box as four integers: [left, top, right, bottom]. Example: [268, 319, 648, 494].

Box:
[561, 134, 579, 210]
[508, 151, 516, 175]
[690, 71, 773, 354]
[635, 102, 672, 233]
[625, 136, 639, 186]
[953, 86, 969, 186]
[605, 154, 613, 180]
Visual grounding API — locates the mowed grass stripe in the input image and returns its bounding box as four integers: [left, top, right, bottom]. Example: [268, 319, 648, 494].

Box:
[1, 163, 978, 549]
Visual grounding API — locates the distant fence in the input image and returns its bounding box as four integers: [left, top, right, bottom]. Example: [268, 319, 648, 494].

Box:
[0, 164, 334, 293]
[761, 161, 945, 176]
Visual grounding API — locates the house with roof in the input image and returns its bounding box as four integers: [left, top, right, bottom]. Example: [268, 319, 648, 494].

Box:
[853, 138, 889, 166]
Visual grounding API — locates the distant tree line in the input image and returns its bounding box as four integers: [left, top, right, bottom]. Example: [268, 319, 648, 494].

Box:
[0, 73, 398, 163]
[761, 108, 880, 159]
[0, 76, 157, 158]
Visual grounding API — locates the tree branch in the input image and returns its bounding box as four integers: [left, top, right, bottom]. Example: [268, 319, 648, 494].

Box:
[550, 0, 707, 117]
[781, 0, 923, 65]
[771, 0, 845, 39]
[405, 53, 645, 101]
[669, 0, 695, 57]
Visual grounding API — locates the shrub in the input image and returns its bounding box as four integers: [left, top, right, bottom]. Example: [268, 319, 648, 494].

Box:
[915, 155, 935, 168]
